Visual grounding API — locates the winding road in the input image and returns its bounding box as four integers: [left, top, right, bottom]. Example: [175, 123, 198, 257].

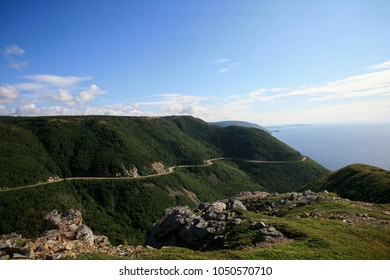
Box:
[0, 156, 307, 193]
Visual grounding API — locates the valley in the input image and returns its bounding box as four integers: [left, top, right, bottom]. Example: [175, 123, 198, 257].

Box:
[0, 115, 389, 260]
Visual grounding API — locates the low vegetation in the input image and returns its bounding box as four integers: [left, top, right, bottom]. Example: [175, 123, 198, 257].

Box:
[304, 164, 390, 203]
[72, 192, 390, 260]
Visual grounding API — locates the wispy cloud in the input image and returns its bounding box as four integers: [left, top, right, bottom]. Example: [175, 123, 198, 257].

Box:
[14, 83, 47, 91]
[139, 93, 209, 106]
[218, 61, 244, 74]
[206, 58, 230, 64]
[206, 58, 244, 74]
[248, 89, 267, 97]
[24, 74, 91, 87]
[2, 59, 389, 125]
[218, 68, 231, 74]
[271, 87, 289, 92]
[368, 60, 390, 70]
[3, 44, 27, 71]
[276, 68, 390, 101]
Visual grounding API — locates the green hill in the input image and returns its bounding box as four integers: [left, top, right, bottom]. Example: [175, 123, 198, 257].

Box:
[209, 120, 271, 133]
[0, 115, 304, 188]
[304, 164, 390, 203]
[0, 161, 267, 245]
[0, 116, 330, 246]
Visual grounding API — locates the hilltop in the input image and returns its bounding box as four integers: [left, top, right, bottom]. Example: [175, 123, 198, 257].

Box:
[0, 115, 303, 188]
[304, 164, 390, 203]
[209, 120, 271, 133]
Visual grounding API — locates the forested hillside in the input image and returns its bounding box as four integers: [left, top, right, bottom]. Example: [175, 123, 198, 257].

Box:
[0, 116, 330, 245]
[304, 164, 390, 203]
[0, 116, 303, 188]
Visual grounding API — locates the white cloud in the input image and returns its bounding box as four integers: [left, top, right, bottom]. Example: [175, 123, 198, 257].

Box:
[218, 68, 231, 73]
[369, 60, 390, 70]
[271, 100, 390, 124]
[179, 105, 206, 115]
[24, 74, 91, 87]
[8, 60, 28, 72]
[3, 44, 27, 71]
[12, 102, 147, 117]
[254, 96, 277, 102]
[0, 74, 106, 108]
[15, 103, 38, 115]
[204, 99, 390, 125]
[276, 69, 390, 101]
[4, 44, 25, 57]
[76, 84, 106, 103]
[206, 58, 230, 64]
[139, 93, 208, 107]
[218, 61, 244, 74]
[249, 89, 267, 97]
[135, 93, 212, 119]
[271, 87, 289, 92]
[0, 84, 20, 103]
[51, 89, 75, 105]
[14, 83, 47, 91]
[2, 58, 389, 125]
[308, 95, 340, 102]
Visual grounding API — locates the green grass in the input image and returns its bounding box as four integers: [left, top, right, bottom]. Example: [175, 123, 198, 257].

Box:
[69, 194, 390, 260]
[305, 164, 390, 203]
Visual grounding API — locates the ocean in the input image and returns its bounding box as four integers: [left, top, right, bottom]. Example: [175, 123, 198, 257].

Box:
[270, 123, 390, 171]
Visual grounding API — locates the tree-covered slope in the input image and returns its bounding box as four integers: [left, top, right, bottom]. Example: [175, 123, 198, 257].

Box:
[0, 115, 331, 247]
[0, 161, 267, 245]
[209, 120, 271, 133]
[0, 158, 330, 246]
[0, 116, 305, 188]
[217, 126, 301, 161]
[233, 158, 329, 193]
[304, 164, 390, 203]
[0, 123, 60, 187]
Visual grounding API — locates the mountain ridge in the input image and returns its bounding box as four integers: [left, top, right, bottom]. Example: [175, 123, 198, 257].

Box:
[304, 164, 390, 203]
[209, 120, 271, 133]
[0, 115, 303, 188]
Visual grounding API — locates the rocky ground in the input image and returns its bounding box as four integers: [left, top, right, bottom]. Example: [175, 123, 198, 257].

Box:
[0, 210, 145, 260]
[2, 190, 389, 259]
[145, 198, 287, 250]
[238, 190, 390, 227]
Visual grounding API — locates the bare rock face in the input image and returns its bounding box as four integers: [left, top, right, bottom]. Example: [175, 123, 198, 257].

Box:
[151, 162, 166, 174]
[41, 209, 83, 233]
[145, 199, 283, 250]
[0, 209, 110, 260]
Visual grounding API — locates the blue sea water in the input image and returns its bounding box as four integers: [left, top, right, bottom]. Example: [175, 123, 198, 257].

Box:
[271, 123, 390, 171]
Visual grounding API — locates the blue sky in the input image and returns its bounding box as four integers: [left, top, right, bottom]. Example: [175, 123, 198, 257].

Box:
[1, 0, 389, 125]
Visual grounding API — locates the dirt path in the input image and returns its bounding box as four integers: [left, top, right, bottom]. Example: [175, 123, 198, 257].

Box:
[0, 156, 307, 193]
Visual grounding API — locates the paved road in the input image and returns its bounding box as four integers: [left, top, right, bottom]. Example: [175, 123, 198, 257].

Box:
[0, 156, 306, 193]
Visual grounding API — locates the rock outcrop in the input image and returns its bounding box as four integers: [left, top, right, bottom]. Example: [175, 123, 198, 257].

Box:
[0, 209, 144, 260]
[151, 161, 166, 174]
[145, 199, 285, 250]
